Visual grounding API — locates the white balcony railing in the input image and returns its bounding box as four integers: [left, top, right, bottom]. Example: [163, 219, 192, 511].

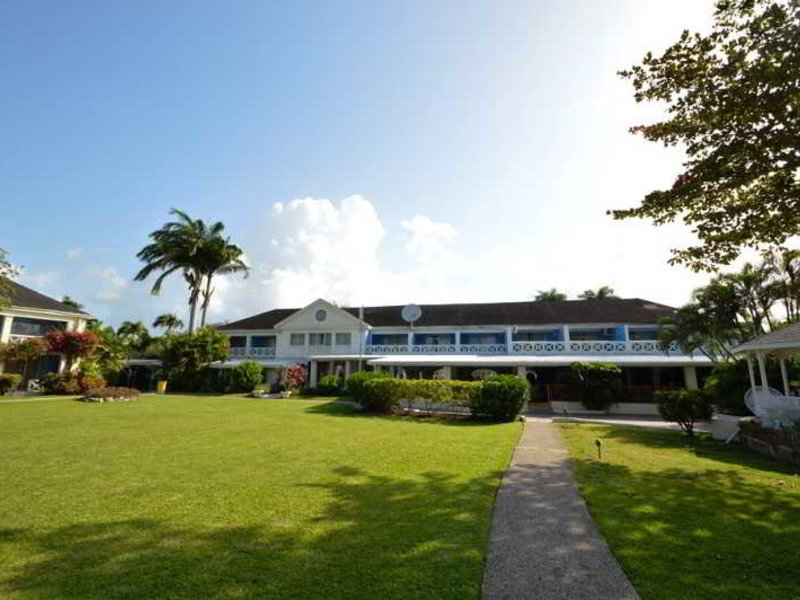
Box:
[360, 340, 682, 356]
[411, 344, 457, 354]
[458, 344, 507, 354]
[229, 346, 276, 359]
[366, 344, 409, 354]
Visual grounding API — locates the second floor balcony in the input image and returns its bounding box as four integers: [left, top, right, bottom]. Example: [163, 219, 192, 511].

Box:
[364, 340, 681, 356]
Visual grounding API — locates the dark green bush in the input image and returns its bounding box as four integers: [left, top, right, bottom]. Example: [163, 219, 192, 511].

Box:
[655, 389, 713, 436]
[567, 362, 622, 411]
[346, 370, 391, 403]
[41, 372, 81, 394]
[230, 361, 264, 392]
[471, 375, 529, 421]
[318, 374, 344, 396]
[362, 378, 410, 413]
[0, 373, 22, 395]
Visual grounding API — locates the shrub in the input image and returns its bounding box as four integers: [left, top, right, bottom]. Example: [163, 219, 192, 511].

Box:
[362, 378, 410, 413]
[284, 364, 307, 391]
[318, 374, 343, 396]
[655, 389, 713, 436]
[82, 386, 141, 402]
[346, 371, 391, 403]
[0, 373, 22, 395]
[471, 375, 529, 421]
[230, 362, 264, 392]
[41, 372, 106, 395]
[567, 362, 622, 411]
[449, 380, 482, 406]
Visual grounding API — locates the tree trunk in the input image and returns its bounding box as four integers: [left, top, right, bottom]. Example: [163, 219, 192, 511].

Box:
[200, 275, 213, 328]
[188, 295, 198, 333]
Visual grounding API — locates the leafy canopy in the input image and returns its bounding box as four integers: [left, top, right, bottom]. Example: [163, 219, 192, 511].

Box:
[613, 0, 800, 269]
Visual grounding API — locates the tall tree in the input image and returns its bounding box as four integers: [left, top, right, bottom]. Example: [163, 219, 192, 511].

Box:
[578, 286, 618, 300]
[612, 0, 800, 270]
[153, 313, 184, 334]
[135, 209, 221, 333]
[197, 236, 249, 327]
[0, 248, 21, 309]
[534, 288, 567, 302]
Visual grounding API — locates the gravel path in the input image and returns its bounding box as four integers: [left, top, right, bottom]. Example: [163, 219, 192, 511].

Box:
[481, 417, 639, 600]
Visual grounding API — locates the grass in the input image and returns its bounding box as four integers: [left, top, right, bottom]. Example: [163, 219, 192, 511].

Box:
[0, 394, 520, 600]
[560, 423, 800, 600]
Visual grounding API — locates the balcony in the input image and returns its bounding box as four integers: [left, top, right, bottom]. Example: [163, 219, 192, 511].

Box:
[229, 346, 276, 359]
[362, 340, 681, 356]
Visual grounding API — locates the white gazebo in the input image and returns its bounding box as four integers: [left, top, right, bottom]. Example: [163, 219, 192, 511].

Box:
[732, 323, 800, 424]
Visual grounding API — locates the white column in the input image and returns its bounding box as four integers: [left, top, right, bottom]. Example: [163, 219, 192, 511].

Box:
[0, 315, 13, 343]
[345, 360, 352, 379]
[310, 361, 319, 387]
[407, 331, 413, 351]
[454, 331, 461, 350]
[756, 351, 769, 388]
[683, 366, 698, 390]
[440, 366, 452, 380]
[505, 327, 513, 352]
[746, 355, 757, 391]
[562, 325, 570, 349]
[516, 366, 527, 379]
[780, 357, 790, 396]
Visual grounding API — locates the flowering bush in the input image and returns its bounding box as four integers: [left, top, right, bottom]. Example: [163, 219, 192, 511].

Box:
[44, 331, 99, 369]
[284, 364, 307, 391]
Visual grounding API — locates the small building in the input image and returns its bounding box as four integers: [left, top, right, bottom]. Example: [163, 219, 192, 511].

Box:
[0, 280, 92, 381]
[218, 297, 712, 412]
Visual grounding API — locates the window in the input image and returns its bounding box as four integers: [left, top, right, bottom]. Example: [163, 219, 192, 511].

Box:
[250, 335, 276, 348]
[290, 333, 305, 346]
[335, 332, 351, 346]
[229, 336, 247, 348]
[414, 333, 455, 345]
[370, 333, 407, 346]
[629, 328, 660, 341]
[568, 327, 621, 341]
[309, 333, 331, 346]
[460, 332, 505, 345]
[10, 317, 67, 336]
[513, 329, 562, 342]
[314, 309, 327, 322]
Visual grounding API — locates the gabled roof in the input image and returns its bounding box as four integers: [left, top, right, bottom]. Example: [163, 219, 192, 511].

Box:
[3, 280, 90, 316]
[733, 322, 800, 354]
[218, 298, 675, 331]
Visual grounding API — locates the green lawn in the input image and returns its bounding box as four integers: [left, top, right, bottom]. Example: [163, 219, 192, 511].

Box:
[560, 423, 800, 600]
[0, 395, 520, 600]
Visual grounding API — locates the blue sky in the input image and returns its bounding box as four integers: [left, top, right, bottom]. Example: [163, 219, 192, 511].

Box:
[1, 0, 716, 327]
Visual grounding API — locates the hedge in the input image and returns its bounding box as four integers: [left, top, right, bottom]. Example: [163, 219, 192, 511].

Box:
[0, 373, 22, 396]
[230, 361, 264, 392]
[359, 376, 526, 422]
[318, 374, 344, 396]
[346, 371, 392, 404]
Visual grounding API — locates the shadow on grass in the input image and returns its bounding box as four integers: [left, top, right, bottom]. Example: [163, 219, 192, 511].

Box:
[586, 424, 800, 476]
[0, 468, 503, 600]
[303, 400, 506, 428]
[568, 452, 800, 599]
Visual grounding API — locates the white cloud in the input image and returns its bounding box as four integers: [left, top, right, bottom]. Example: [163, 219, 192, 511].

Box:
[66, 247, 83, 259]
[18, 270, 61, 291]
[88, 266, 128, 301]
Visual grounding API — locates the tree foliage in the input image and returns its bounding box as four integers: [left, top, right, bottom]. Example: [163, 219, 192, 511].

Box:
[158, 328, 229, 376]
[152, 313, 183, 334]
[534, 288, 567, 302]
[660, 249, 800, 360]
[44, 331, 99, 370]
[613, 0, 800, 269]
[578, 286, 618, 300]
[0, 248, 21, 309]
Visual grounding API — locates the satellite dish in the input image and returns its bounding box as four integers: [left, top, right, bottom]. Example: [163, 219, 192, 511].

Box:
[401, 304, 422, 324]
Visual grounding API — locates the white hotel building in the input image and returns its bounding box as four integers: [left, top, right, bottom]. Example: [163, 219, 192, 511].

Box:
[218, 298, 712, 412]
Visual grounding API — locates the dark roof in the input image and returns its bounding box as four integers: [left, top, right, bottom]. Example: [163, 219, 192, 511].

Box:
[218, 298, 675, 330]
[733, 322, 800, 353]
[4, 280, 90, 315]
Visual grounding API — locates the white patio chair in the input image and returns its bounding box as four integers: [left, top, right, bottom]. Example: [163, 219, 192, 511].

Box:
[27, 379, 41, 392]
[744, 386, 800, 425]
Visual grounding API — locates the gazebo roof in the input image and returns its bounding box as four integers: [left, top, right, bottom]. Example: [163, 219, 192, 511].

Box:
[733, 322, 800, 354]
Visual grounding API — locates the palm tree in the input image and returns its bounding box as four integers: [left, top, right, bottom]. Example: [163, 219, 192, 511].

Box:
[197, 236, 249, 327]
[152, 313, 184, 334]
[534, 288, 567, 302]
[578, 286, 618, 300]
[61, 296, 84, 311]
[117, 320, 151, 353]
[135, 209, 223, 333]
